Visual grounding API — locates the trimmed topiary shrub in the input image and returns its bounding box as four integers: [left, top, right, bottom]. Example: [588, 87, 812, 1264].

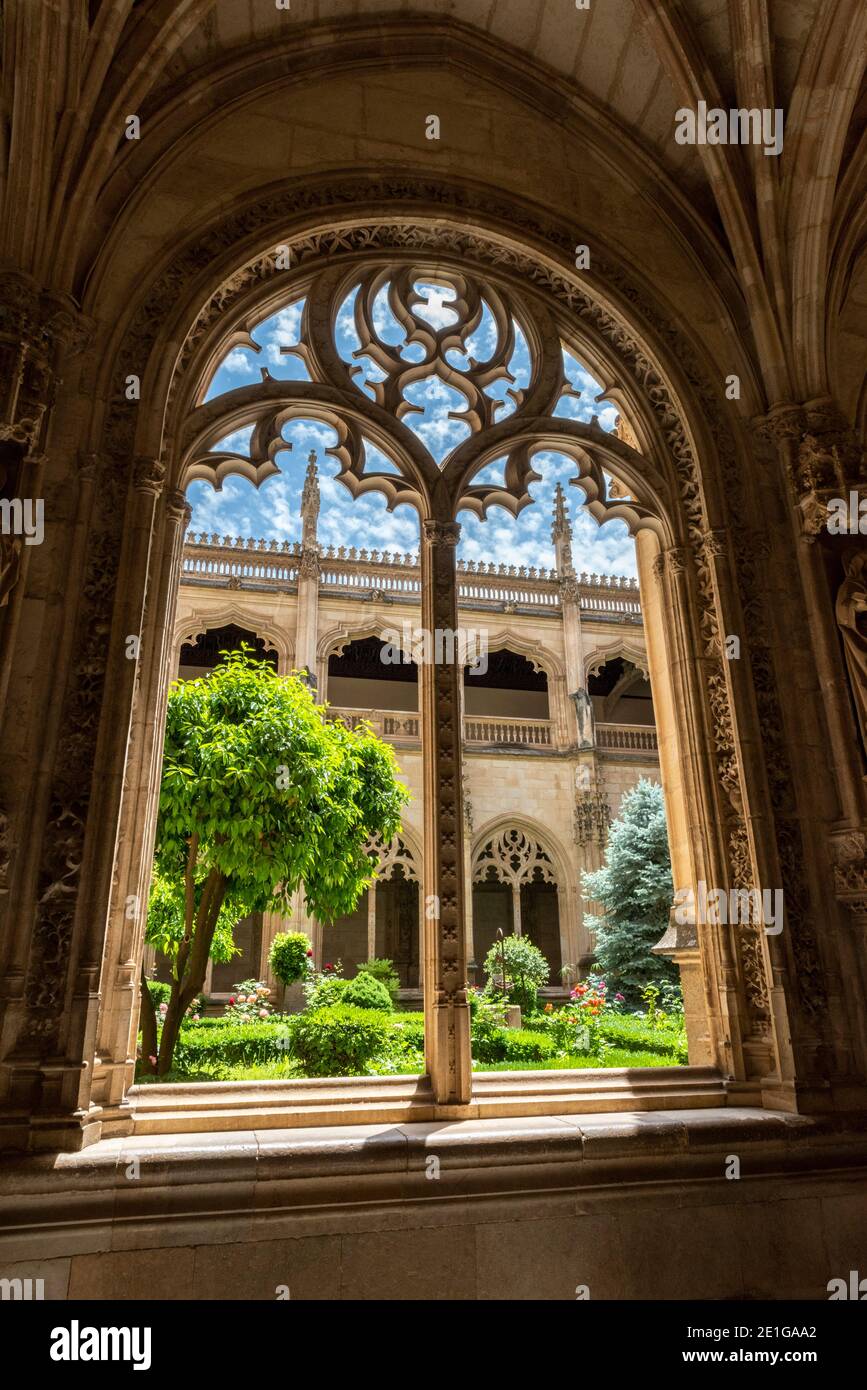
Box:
[269, 931, 313, 987]
[342, 972, 393, 1012]
[472, 1025, 558, 1065]
[356, 957, 400, 1001]
[288, 1004, 390, 1076]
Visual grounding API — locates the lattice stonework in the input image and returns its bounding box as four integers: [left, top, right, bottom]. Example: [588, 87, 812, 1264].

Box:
[473, 829, 558, 890]
[366, 834, 420, 885]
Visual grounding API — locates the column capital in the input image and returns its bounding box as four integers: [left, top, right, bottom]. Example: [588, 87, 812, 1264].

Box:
[132, 456, 166, 497]
[755, 397, 866, 540]
[165, 489, 192, 529]
[0, 271, 93, 452]
[422, 519, 460, 547]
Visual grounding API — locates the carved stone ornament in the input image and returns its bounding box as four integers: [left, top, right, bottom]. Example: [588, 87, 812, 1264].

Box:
[366, 834, 420, 885]
[473, 829, 557, 888]
[574, 772, 611, 848]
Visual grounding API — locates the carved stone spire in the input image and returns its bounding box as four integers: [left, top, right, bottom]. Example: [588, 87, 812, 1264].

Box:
[551, 482, 574, 576]
[301, 450, 320, 548]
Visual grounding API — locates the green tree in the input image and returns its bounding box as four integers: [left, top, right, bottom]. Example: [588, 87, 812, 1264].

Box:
[482, 934, 550, 1014]
[141, 650, 408, 1073]
[582, 778, 676, 1006]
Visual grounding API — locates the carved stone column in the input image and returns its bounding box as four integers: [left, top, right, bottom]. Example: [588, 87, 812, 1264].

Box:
[420, 519, 471, 1105]
[92, 482, 190, 1126]
[295, 453, 321, 686]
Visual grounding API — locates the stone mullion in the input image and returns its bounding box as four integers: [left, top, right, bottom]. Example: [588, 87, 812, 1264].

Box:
[94, 485, 190, 1121]
[420, 520, 471, 1105]
[657, 546, 754, 1082]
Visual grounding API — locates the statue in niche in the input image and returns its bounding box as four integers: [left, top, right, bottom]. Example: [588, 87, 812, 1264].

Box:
[836, 549, 867, 759]
[571, 688, 595, 749]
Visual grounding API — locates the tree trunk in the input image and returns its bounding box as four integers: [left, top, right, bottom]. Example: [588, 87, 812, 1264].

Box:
[156, 865, 228, 1074]
[156, 988, 185, 1076]
[139, 966, 158, 1075]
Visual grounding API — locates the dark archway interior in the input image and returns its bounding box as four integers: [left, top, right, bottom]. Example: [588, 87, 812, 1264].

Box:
[328, 636, 419, 712]
[463, 648, 549, 719]
[178, 623, 278, 678]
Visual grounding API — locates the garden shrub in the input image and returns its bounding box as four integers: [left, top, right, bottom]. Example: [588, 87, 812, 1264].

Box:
[471, 1026, 509, 1063]
[357, 957, 400, 1001]
[306, 974, 350, 1011]
[342, 972, 393, 1012]
[391, 1012, 424, 1047]
[172, 1021, 291, 1071]
[288, 1004, 390, 1076]
[147, 980, 172, 1008]
[471, 1026, 557, 1065]
[269, 931, 313, 986]
[502, 1030, 557, 1063]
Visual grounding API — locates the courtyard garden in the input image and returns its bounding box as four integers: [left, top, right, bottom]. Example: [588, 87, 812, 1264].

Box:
[136, 938, 687, 1084]
[136, 649, 687, 1085]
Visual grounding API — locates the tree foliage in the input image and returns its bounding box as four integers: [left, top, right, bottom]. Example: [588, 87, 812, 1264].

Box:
[142, 650, 408, 1073]
[581, 778, 676, 1005]
[482, 933, 550, 1014]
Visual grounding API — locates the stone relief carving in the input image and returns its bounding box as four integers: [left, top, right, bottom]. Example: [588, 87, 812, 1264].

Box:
[473, 828, 557, 889]
[836, 551, 867, 759]
[574, 772, 611, 849]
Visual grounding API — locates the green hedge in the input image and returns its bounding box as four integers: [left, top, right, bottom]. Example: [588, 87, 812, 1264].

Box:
[172, 1021, 292, 1070]
[599, 1013, 687, 1061]
[391, 1013, 425, 1047]
[472, 1026, 557, 1064]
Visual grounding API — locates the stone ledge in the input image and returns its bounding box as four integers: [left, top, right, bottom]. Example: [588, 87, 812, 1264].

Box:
[126, 1065, 727, 1134]
[2, 1107, 867, 1249]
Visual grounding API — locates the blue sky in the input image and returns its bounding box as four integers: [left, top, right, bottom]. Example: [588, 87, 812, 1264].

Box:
[187, 282, 637, 577]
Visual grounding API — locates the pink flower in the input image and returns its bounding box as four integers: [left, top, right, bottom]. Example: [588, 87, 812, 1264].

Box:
[228, 996, 235, 1005]
[615, 993, 625, 1002]
[259, 1009, 269, 1018]
[148, 1055, 157, 1066]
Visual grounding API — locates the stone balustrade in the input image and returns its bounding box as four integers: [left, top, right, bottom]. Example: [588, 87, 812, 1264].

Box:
[181, 532, 642, 618]
[323, 708, 654, 756]
[596, 723, 659, 751]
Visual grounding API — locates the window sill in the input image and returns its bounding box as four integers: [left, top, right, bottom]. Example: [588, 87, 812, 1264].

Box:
[125, 1065, 727, 1136]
